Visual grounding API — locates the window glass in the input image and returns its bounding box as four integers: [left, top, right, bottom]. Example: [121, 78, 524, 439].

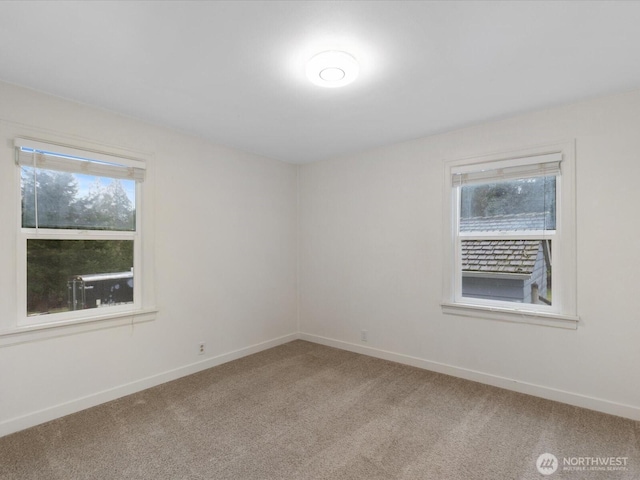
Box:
[461, 239, 552, 305]
[26, 239, 134, 316]
[460, 176, 556, 232]
[458, 175, 555, 306]
[21, 166, 136, 231]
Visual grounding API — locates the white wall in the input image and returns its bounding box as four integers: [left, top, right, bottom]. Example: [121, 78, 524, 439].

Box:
[0, 82, 298, 436]
[298, 89, 640, 419]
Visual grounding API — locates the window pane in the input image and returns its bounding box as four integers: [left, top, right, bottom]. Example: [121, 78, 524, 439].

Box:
[461, 239, 551, 305]
[460, 176, 555, 232]
[21, 166, 136, 231]
[27, 239, 134, 316]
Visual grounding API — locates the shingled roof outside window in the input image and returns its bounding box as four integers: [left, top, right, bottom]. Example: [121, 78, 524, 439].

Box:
[460, 212, 550, 276]
[459, 212, 552, 233]
[462, 239, 541, 275]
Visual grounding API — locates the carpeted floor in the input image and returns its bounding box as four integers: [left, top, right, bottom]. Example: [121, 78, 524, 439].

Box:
[1, 340, 638, 479]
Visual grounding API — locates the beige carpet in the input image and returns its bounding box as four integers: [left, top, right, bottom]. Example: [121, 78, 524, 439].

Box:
[1, 340, 638, 479]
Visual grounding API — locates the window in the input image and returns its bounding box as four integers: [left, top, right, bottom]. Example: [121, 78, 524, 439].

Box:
[15, 137, 146, 326]
[442, 143, 578, 328]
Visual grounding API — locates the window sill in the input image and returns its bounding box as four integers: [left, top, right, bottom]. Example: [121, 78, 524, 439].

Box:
[0, 308, 158, 347]
[441, 302, 578, 329]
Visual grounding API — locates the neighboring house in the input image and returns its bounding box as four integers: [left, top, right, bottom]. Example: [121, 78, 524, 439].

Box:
[460, 212, 551, 304]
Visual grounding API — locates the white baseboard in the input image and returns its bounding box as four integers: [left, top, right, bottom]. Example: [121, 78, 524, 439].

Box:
[0, 333, 299, 438]
[299, 332, 640, 421]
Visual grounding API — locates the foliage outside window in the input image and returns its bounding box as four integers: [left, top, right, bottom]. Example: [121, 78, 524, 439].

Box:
[16, 138, 145, 325]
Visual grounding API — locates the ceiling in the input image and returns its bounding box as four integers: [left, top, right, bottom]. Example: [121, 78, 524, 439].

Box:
[2, 1, 640, 164]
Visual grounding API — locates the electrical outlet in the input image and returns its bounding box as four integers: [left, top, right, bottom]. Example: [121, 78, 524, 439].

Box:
[198, 342, 205, 355]
[360, 330, 368, 342]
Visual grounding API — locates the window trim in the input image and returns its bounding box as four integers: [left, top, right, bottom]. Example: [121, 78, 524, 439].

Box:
[14, 137, 150, 328]
[0, 308, 158, 348]
[15, 137, 146, 171]
[442, 141, 578, 329]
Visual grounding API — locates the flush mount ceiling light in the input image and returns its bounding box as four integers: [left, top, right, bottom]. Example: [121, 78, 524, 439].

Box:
[306, 51, 359, 88]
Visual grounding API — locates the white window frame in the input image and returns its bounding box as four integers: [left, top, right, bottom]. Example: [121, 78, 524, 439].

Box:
[12, 136, 155, 333]
[442, 141, 579, 329]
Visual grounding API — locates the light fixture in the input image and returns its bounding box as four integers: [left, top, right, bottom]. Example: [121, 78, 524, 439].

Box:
[306, 51, 359, 88]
